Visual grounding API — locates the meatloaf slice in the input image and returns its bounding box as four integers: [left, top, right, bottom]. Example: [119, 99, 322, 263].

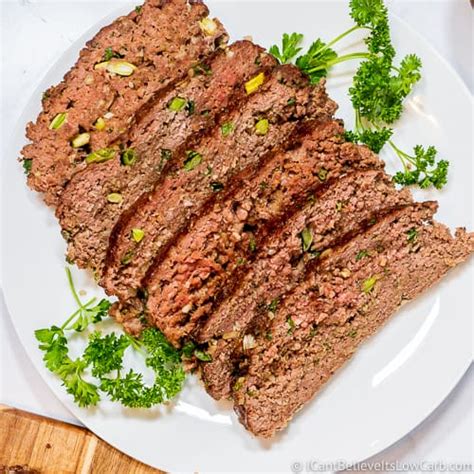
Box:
[231, 203, 474, 437]
[22, 0, 227, 205]
[57, 41, 276, 273]
[199, 170, 413, 399]
[102, 65, 337, 306]
[144, 121, 392, 346]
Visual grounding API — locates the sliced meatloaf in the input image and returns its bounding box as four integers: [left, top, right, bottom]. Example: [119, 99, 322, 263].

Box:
[102, 65, 337, 307]
[57, 41, 276, 273]
[144, 122, 394, 346]
[199, 170, 413, 399]
[229, 203, 473, 437]
[22, 0, 227, 205]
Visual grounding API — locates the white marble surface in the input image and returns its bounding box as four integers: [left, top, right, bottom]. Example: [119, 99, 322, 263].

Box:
[0, 0, 472, 471]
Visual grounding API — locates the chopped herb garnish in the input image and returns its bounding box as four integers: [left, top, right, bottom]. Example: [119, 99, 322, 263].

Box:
[103, 47, 122, 62]
[71, 133, 90, 148]
[121, 250, 134, 265]
[300, 227, 313, 252]
[318, 168, 328, 181]
[94, 117, 106, 131]
[265, 332, 273, 341]
[287, 316, 296, 334]
[86, 148, 117, 164]
[105, 60, 136, 77]
[356, 250, 369, 261]
[194, 349, 212, 362]
[362, 275, 377, 294]
[131, 228, 145, 243]
[134, 5, 142, 14]
[121, 148, 138, 166]
[221, 122, 234, 137]
[268, 298, 279, 313]
[233, 377, 245, 392]
[406, 227, 418, 244]
[335, 201, 344, 212]
[107, 193, 123, 204]
[255, 118, 270, 136]
[168, 96, 187, 112]
[248, 236, 257, 253]
[23, 159, 32, 175]
[193, 62, 212, 76]
[199, 17, 218, 36]
[287, 97, 297, 106]
[183, 150, 202, 171]
[245, 73, 265, 94]
[210, 181, 224, 192]
[347, 329, 358, 338]
[181, 341, 196, 359]
[49, 112, 67, 130]
[236, 257, 247, 266]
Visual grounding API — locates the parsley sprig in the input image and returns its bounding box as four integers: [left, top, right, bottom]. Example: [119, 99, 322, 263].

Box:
[35, 268, 185, 408]
[269, 0, 449, 190]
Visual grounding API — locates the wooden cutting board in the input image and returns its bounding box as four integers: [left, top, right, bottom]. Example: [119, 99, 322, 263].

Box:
[0, 405, 164, 474]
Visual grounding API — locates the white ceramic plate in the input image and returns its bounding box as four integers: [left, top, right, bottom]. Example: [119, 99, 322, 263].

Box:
[2, 1, 473, 472]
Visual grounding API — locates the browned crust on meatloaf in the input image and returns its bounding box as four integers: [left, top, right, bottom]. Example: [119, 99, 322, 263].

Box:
[56, 41, 276, 273]
[199, 171, 413, 400]
[230, 203, 473, 437]
[22, 0, 227, 205]
[101, 65, 337, 305]
[143, 121, 397, 345]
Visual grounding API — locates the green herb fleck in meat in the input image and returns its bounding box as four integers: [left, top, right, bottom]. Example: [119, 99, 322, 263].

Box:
[183, 151, 202, 171]
[121, 250, 134, 265]
[49, 112, 67, 130]
[318, 168, 328, 181]
[406, 227, 418, 244]
[300, 227, 313, 252]
[86, 148, 117, 164]
[194, 349, 212, 362]
[255, 118, 270, 135]
[121, 148, 138, 166]
[356, 250, 369, 261]
[268, 298, 279, 313]
[168, 96, 187, 112]
[362, 275, 377, 294]
[131, 228, 145, 243]
[23, 159, 32, 175]
[221, 122, 234, 137]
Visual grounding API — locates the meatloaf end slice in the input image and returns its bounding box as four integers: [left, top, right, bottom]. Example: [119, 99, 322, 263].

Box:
[232, 203, 474, 437]
[102, 65, 337, 307]
[56, 41, 276, 273]
[199, 169, 413, 400]
[22, 0, 227, 205]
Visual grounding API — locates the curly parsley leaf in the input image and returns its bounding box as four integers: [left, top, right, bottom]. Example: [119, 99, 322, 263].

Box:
[344, 127, 393, 153]
[295, 39, 338, 83]
[392, 145, 449, 189]
[35, 268, 186, 409]
[269, 33, 304, 64]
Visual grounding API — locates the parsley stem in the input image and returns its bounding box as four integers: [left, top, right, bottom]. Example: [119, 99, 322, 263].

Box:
[66, 267, 85, 309]
[306, 52, 372, 73]
[389, 140, 415, 171]
[323, 25, 365, 52]
[61, 297, 97, 330]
